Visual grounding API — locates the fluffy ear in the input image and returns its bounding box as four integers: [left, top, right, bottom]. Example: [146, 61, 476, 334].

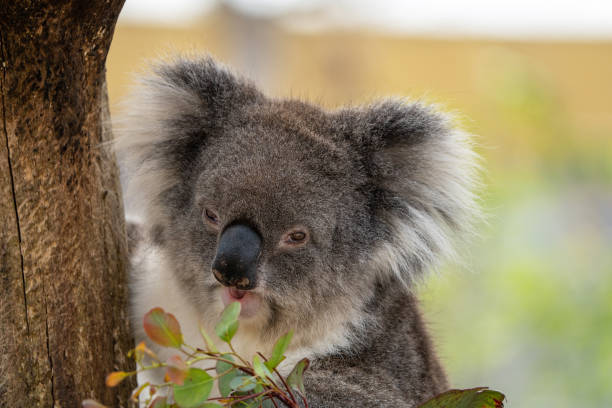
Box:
[342, 100, 480, 286]
[114, 56, 262, 223]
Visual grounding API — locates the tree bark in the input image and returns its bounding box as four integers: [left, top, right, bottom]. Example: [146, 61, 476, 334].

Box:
[0, 1, 134, 406]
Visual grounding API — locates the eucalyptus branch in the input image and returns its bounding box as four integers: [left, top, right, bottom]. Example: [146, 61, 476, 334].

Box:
[89, 301, 504, 408]
[272, 364, 297, 404]
[92, 302, 308, 408]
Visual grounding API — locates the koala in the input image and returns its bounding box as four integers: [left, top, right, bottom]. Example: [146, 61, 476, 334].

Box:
[116, 56, 478, 407]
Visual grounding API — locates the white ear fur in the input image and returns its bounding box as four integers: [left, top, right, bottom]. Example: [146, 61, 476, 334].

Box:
[365, 103, 481, 286]
[113, 71, 202, 225]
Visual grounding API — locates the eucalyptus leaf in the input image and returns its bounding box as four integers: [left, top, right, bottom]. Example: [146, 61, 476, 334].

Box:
[216, 354, 237, 397]
[265, 330, 293, 370]
[143, 308, 183, 348]
[286, 358, 309, 397]
[199, 325, 219, 353]
[166, 355, 188, 385]
[215, 302, 241, 343]
[416, 387, 505, 408]
[229, 375, 258, 392]
[172, 368, 214, 408]
[253, 354, 273, 384]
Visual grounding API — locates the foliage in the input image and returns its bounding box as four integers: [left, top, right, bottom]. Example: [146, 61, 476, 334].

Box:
[87, 303, 309, 408]
[84, 303, 505, 408]
[417, 388, 504, 408]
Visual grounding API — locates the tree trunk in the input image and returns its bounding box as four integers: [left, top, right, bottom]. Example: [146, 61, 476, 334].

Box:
[0, 1, 134, 406]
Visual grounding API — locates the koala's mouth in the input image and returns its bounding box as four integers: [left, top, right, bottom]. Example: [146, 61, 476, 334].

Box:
[229, 287, 247, 299]
[220, 286, 261, 319]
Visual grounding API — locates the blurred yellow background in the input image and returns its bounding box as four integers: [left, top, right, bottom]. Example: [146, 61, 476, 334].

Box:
[107, 4, 612, 407]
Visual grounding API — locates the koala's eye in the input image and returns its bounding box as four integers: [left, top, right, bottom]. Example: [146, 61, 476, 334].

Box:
[280, 228, 309, 248]
[289, 232, 306, 242]
[204, 208, 220, 227]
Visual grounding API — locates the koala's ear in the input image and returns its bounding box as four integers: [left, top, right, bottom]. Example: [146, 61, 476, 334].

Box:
[115, 56, 262, 151]
[114, 56, 262, 224]
[340, 100, 480, 285]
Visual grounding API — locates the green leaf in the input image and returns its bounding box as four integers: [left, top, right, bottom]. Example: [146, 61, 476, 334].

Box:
[265, 330, 293, 370]
[216, 354, 237, 397]
[199, 325, 220, 353]
[253, 355, 273, 383]
[286, 358, 309, 397]
[215, 302, 241, 343]
[143, 308, 183, 348]
[199, 404, 223, 408]
[229, 375, 258, 392]
[416, 387, 505, 408]
[172, 368, 214, 408]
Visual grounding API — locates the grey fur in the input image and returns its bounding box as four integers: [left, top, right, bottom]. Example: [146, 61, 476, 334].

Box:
[117, 56, 479, 407]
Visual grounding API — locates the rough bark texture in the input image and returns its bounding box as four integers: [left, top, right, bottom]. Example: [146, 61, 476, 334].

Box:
[0, 1, 134, 406]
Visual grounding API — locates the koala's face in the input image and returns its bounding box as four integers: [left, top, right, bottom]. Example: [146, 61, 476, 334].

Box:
[119, 57, 477, 334]
[158, 102, 376, 326]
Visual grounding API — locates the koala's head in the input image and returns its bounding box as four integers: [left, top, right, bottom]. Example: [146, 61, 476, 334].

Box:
[117, 56, 478, 339]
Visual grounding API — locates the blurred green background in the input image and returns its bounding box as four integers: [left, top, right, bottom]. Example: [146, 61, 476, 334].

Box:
[107, 3, 612, 406]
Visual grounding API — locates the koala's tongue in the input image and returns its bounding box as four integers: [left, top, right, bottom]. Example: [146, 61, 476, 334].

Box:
[221, 287, 261, 318]
[229, 287, 246, 299]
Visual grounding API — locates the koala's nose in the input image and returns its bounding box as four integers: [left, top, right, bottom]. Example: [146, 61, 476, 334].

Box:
[212, 223, 261, 290]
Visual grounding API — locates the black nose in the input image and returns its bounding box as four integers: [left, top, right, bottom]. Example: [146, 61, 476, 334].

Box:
[212, 223, 261, 290]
